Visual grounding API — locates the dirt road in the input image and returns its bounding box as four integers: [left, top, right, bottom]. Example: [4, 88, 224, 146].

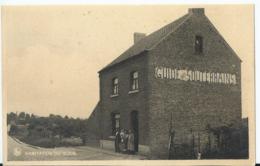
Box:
[8, 136, 146, 161]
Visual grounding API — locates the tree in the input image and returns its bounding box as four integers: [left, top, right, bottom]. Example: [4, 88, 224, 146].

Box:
[18, 112, 26, 119]
[25, 113, 31, 123]
[17, 112, 26, 124]
[7, 112, 17, 124]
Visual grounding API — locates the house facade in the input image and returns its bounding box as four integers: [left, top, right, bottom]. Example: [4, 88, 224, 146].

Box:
[89, 8, 242, 159]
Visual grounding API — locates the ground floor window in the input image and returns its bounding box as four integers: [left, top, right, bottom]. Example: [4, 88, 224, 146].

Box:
[111, 113, 120, 135]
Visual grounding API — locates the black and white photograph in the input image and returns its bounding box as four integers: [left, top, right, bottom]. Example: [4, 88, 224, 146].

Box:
[2, 5, 255, 165]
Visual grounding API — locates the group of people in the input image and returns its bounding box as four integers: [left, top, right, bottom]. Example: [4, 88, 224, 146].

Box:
[114, 129, 135, 154]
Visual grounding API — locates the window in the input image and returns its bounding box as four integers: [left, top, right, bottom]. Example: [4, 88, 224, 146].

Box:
[111, 113, 120, 135]
[195, 35, 203, 53]
[130, 71, 139, 91]
[112, 77, 119, 95]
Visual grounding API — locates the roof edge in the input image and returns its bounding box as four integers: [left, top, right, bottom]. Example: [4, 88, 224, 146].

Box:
[99, 14, 191, 73]
[98, 50, 148, 74]
[204, 16, 242, 62]
[149, 14, 191, 50]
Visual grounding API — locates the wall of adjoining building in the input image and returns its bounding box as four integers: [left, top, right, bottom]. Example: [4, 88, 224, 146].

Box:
[85, 102, 101, 145]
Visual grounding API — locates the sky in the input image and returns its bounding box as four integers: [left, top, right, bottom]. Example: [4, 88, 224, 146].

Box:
[2, 5, 254, 119]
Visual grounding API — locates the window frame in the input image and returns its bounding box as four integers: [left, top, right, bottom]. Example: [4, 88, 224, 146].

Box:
[194, 35, 203, 54]
[130, 71, 139, 92]
[111, 77, 119, 96]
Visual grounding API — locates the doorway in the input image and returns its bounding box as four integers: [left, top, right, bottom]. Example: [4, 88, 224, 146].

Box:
[131, 111, 139, 152]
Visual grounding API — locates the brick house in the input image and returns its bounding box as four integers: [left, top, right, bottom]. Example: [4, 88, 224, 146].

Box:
[88, 8, 242, 159]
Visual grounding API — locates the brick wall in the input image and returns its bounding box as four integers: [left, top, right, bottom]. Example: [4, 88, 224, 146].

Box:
[99, 53, 150, 145]
[146, 13, 241, 158]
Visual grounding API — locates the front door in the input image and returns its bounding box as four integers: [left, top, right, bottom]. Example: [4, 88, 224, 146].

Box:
[131, 111, 139, 152]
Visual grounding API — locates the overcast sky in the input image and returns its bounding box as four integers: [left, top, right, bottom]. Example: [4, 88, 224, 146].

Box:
[2, 5, 254, 118]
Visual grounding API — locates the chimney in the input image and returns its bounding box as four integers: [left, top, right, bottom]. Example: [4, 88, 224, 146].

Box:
[134, 32, 146, 44]
[188, 8, 205, 15]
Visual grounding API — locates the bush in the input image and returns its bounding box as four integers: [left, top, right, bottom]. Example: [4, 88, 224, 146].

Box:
[60, 137, 82, 147]
[203, 125, 249, 159]
[20, 135, 83, 148]
[21, 136, 59, 148]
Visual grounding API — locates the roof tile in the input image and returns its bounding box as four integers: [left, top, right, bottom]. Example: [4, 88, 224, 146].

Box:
[100, 14, 190, 72]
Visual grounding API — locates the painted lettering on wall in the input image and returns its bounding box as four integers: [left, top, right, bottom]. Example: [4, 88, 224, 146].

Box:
[154, 66, 237, 85]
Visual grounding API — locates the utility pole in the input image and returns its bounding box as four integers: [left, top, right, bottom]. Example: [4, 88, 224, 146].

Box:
[168, 112, 174, 159]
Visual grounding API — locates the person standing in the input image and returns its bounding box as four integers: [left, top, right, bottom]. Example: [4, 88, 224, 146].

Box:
[115, 129, 120, 152]
[119, 129, 125, 152]
[127, 129, 135, 154]
[124, 130, 129, 153]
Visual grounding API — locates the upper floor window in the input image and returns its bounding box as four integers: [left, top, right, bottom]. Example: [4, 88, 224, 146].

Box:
[195, 35, 203, 54]
[112, 77, 119, 95]
[130, 71, 139, 91]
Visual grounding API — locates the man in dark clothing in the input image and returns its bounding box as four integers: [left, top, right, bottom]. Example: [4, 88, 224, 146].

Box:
[115, 129, 120, 152]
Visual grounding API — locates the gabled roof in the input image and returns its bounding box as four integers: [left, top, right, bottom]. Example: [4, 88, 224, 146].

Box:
[99, 8, 241, 73]
[99, 13, 190, 72]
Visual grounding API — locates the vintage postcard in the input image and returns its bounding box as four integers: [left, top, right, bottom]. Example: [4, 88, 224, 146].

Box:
[1, 5, 255, 166]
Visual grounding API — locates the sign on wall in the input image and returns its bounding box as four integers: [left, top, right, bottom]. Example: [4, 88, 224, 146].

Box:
[155, 66, 237, 85]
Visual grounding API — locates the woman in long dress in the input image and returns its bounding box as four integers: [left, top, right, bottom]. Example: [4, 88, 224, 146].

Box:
[114, 129, 120, 152]
[124, 130, 129, 152]
[119, 129, 125, 152]
[127, 130, 135, 154]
